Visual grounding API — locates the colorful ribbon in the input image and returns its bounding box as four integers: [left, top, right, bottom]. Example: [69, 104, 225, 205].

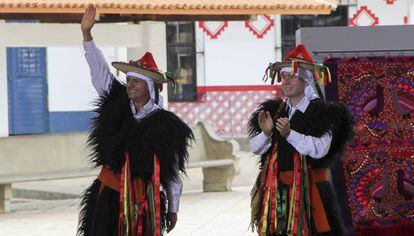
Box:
[258, 146, 279, 235]
[117, 153, 162, 236]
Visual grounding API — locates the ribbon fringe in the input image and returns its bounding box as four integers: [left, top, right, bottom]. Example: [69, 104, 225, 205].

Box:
[255, 149, 311, 236]
[119, 153, 162, 236]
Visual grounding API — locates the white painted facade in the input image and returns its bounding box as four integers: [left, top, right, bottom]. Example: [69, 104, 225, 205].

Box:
[195, 16, 281, 87]
[349, 0, 414, 26]
[2, 1, 414, 137]
[47, 47, 127, 112]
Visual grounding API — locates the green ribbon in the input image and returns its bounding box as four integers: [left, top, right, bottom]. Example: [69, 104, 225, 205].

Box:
[277, 185, 288, 235]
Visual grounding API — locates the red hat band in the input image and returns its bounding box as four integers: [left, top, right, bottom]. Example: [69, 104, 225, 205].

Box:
[129, 52, 159, 72]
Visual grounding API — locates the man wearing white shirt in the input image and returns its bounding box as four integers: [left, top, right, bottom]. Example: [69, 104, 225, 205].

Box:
[248, 45, 354, 236]
[77, 5, 193, 236]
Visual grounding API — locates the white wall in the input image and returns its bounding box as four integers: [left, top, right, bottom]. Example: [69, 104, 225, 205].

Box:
[0, 46, 8, 137]
[47, 46, 127, 112]
[350, 0, 409, 25]
[47, 22, 166, 112]
[409, 0, 414, 23]
[196, 16, 278, 87]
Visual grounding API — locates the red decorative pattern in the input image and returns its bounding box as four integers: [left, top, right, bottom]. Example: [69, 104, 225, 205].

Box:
[385, 0, 396, 4]
[335, 58, 414, 226]
[349, 6, 379, 27]
[198, 21, 228, 39]
[245, 15, 274, 39]
[169, 86, 282, 136]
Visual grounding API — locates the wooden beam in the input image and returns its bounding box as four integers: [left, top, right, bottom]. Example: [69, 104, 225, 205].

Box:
[0, 13, 82, 23]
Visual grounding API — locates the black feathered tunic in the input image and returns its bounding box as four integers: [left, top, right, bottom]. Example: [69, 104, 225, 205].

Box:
[77, 80, 194, 236]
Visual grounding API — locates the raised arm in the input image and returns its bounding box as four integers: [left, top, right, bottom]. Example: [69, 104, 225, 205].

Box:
[81, 4, 114, 95]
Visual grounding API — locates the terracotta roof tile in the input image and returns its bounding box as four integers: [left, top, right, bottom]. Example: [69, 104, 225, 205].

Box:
[0, 0, 337, 14]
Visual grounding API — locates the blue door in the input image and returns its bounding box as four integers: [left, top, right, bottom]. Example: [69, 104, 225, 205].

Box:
[7, 47, 49, 134]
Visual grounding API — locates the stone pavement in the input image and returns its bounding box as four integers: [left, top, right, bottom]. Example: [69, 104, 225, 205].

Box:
[0, 154, 260, 236]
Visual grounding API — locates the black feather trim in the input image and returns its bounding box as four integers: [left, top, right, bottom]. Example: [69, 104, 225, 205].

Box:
[248, 98, 284, 138]
[305, 100, 355, 168]
[87, 79, 194, 186]
[80, 79, 192, 235]
[248, 98, 354, 168]
[88, 186, 119, 235]
[325, 101, 356, 163]
[77, 179, 101, 236]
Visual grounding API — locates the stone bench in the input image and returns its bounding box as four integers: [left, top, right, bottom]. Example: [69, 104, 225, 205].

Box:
[187, 122, 240, 192]
[0, 121, 240, 213]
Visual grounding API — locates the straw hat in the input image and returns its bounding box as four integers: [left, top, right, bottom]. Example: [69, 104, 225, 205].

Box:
[112, 52, 175, 84]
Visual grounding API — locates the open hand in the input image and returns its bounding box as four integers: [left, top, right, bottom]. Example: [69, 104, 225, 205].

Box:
[258, 110, 273, 137]
[81, 4, 96, 40]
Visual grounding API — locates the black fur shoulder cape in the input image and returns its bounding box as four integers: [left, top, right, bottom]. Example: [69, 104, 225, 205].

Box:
[88, 79, 194, 187]
[248, 97, 354, 167]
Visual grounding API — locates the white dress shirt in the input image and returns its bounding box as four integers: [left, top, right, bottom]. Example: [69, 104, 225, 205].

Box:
[249, 95, 332, 159]
[83, 40, 182, 212]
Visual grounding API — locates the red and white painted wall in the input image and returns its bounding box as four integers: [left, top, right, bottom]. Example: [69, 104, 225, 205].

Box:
[349, 0, 414, 26]
[170, 16, 283, 137]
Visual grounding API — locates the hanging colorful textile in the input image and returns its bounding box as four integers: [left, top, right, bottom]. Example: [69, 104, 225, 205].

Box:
[325, 57, 414, 228]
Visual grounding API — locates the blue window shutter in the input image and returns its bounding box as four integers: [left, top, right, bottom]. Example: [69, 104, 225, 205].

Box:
[7, 47, 49, 134]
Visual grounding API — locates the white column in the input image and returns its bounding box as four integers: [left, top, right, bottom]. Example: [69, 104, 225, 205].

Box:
[195, 21, 206, 87]
[0, 45, 9, 137]
[274, 15, 282, 62]
[409, 0, 414, 24]
[0, 21, 8, 137]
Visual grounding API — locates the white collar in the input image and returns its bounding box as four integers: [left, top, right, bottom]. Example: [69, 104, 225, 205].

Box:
[130, 100, 160, 120]
[287, 95, 311, 114]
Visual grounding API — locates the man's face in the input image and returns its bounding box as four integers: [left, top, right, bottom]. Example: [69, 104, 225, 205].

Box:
[126, 76, 150, 103]
[281, 72, 307, 98]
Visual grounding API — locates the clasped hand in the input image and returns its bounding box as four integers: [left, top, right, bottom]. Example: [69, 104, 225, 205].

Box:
[258, 111, 291, 138]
